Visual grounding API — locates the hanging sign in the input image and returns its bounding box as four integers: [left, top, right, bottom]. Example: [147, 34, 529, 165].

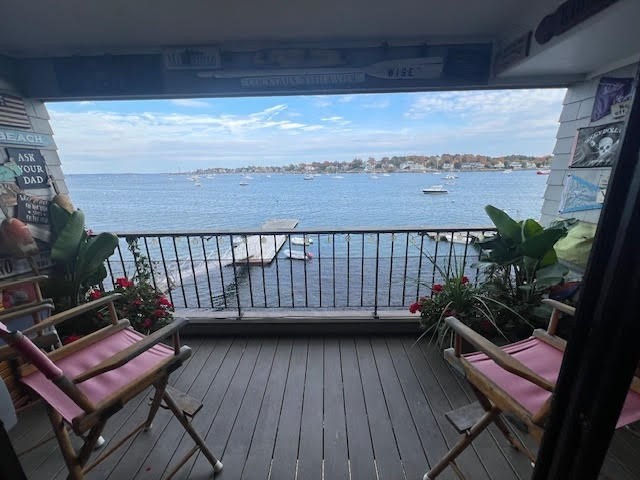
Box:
[5, 147, 49, 188]
[0, 94, 31, 129]
[16, 193, 50, 225]
[591, 77, 633, 121]
[363, 57, 443, 80]
[569, 121, 623, 168]
[559, 171, 610, 213]
[0, 127, 52, 147]
[494, 32, 532, 73]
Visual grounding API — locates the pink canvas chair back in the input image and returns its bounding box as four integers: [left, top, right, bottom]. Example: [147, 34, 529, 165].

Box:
[465, 337, 640, 429]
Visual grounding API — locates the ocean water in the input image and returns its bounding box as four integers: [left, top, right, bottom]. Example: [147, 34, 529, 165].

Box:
[65, 170, 548, 232]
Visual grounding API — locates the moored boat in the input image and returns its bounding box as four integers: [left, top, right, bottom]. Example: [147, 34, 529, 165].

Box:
[422, 185, 448, 194]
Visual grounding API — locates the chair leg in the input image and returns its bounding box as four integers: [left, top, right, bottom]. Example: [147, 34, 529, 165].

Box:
[163, 390, 223, 474]
[76, 421, 106, 468]
[425, 407, 500, 480]
[145, 377, 169, 431]
[45, 406, 84, 480]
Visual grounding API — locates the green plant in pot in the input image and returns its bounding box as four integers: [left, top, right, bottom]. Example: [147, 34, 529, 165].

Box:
[46, 195, 119, 334]
[476, 205, 571, 331]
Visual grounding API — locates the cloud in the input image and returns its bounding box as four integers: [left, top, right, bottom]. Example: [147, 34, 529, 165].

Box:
[170, 99, 210, 108]
[47, 89, 566, 173]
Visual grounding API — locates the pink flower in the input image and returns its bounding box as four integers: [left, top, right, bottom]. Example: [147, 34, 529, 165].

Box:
[409, 302, 421, 314]
[461, 276, 469, 284]
[142, 318, 152, 329]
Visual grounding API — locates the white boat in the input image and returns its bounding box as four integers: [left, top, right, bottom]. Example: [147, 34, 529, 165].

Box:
[243, 175, 254, 180]
[444, 174, 456, 180]
[239, 181, 249, 186]
[426, 231, 478, 244]
[503, 169, 513, 174]
[370, 174, 379, 179]
[283, 248, 313, 260]
[194, 181, 201, 187]
[303, 174, 314, 180]
[537, 169, 551, 175]
[382, 173, 390, 177]
[291, 236, 313, 246]
[432, 171, 442, 175]
[422, 185, 448, 194]
[334, 175, 344, 179]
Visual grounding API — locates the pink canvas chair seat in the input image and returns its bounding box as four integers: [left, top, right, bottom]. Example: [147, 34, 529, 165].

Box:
[22, 327, 173, 423]
[464, 336, 640, 428]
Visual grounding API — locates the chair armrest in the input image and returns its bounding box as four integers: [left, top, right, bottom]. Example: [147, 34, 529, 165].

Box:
[542, 299, 576, 316]
[0, 275, 47, 290]
[21, 295, 122, 336]
[73, 317, 188, 383]
[445, 316, 555, 392]
[0, 302, 54, 326]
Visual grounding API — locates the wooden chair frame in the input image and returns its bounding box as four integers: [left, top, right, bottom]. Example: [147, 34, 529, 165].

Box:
[1, 294, 223, 479]
[425, 299, 640, 479]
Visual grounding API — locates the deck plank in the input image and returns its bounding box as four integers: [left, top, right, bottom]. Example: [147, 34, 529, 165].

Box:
[323, 338, 349, 479]
[193, 338, 277, 479]
[355, 337, 405, 480]
[339, 337, 377, 480]
[240, 338, 293, 480]
[371, 336, 428, 480]
[270, 337, 309, 480]
[295, 337, 324, 480]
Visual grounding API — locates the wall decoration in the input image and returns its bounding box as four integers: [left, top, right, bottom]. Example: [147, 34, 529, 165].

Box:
[0, 95, 31, 129]
[16, 193, 50, 225]
[569, 121, 623, 168]
[0, 127, 53, 147]
[5, 148, 49, 189]
[494, 32, 532, 74]
[559, 170, 610, 213]
[0, 184, 20, 207]
[591, 77, 633, 121]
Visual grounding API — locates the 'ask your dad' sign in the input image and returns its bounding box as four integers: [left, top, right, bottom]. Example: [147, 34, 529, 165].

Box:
[5, 147, 49, 189]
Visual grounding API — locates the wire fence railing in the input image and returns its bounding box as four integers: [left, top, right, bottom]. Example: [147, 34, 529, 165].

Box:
[100, 226, 495, 317]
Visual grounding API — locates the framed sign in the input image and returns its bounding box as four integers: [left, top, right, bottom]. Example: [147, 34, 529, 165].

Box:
[5, 147, 49, 188]
[16, 193, 50, 225]
[591, 77, 633, 122]
[569, 122, 623, 168]
[559, 171, 610, 213]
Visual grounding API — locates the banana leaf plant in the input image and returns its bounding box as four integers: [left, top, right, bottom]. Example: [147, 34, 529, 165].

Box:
[46, 197, 119, 308]
[476, 205, 571, 322]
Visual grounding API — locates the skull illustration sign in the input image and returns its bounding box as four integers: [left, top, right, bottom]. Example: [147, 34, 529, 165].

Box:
[570, 121, 623, 168]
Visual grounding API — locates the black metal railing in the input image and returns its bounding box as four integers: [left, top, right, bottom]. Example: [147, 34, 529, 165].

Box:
[101, 226, 495, 317]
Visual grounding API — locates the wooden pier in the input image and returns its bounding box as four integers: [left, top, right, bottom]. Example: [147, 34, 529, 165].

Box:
[224, 219, 299, 265]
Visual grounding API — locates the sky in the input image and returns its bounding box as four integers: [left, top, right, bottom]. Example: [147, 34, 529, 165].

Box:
[47, 88, 567, 174]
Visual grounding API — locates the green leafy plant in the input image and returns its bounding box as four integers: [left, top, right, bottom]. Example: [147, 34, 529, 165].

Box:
[47, 197, 119, 308]
[476, 205, 571, 324]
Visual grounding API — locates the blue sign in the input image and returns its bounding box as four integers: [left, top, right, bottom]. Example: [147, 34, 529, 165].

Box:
[0, 127, 52, 147]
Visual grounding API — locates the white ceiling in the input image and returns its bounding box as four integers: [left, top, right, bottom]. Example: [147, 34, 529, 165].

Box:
[0, 0, 561, 57]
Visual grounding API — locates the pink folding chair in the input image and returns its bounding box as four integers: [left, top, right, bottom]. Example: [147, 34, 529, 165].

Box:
[0, 294, 223, 479]
[425, 299, 640, 479]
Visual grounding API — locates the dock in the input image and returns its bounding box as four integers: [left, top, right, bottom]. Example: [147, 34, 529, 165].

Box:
[225, 218, 299, 265]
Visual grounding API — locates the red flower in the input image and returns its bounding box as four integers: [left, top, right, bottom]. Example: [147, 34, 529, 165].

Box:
[142, 318, 152, 329]
[409, 302, 421, 314]
[432, 284, 443, 293]
[63, 334, 82, 345]
[116, 277, 134, 288]
[89, 289, 102, 300]
[152, 308, 165, 318]
[461, 276, 469, 284]
[133, 298, 143, 306]
[157, 296, 172, 307]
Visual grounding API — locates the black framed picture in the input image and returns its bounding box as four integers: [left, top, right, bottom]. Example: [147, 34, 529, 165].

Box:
[569, 121, 624, 169]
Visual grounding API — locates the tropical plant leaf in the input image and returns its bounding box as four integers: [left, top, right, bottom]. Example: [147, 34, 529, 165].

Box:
[51, 209, 85, 264]
[539, 248, 558, 268]
[485, 205, 521, 243]
[520, 228, 567, 259]
[521, 219, 543, 241]
[76, 232, 119, 284]
[536, 263, 568, 288]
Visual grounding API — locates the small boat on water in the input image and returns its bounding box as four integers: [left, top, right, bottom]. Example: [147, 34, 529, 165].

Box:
[422, 185, 448, 194]
[503, 169, 513, 174]
[291, 236, 313, 246]
[283, 249, 313, 260]
[382, 173, 390, 177]
[303, 174, 314, 180]
[239, 181, 249, 186]
[537, 169, 551, 175]
[426, 231, 478, 244]
[194, 181, 201, 187]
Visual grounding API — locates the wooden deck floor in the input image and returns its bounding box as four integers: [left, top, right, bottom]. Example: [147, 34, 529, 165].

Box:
[9, 335, 640, 480]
